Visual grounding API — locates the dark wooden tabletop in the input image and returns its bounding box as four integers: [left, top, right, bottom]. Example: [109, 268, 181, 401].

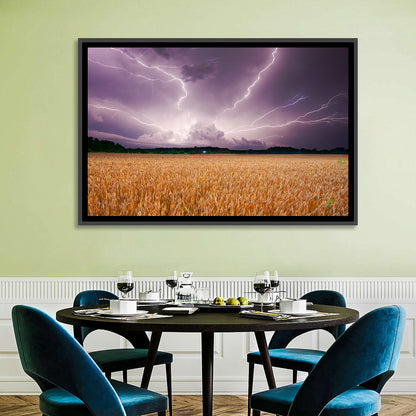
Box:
[56, 304, 358, 333]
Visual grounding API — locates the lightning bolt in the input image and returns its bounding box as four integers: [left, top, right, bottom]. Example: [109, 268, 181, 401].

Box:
[226, 115, 347, 135]
[89, 103, 167, 131]
[224, 48, 279, 111]
[225, 92, 348, 135]
[88, 58, 175, 83]
[250, 95, 307, 126]
[295, 92, 347, 120]
[110, 48, 188, 109]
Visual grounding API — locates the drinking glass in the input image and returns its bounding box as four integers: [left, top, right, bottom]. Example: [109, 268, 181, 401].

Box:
[254, 271, 271, 312]
[270, 270, 282, 309]
[195, 287, 210, 304]
[166, 271, 179, 303]
[270, 270, 279, 290]
[117, 271, 134, 299]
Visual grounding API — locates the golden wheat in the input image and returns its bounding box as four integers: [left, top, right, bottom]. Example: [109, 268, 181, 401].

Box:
[87, 153, 349, 217]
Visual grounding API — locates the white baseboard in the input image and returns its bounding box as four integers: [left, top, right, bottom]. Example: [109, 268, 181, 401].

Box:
[1, 276, 415, 394]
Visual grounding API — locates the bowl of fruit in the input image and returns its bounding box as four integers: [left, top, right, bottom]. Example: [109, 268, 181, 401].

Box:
[195, 296, 254, 312]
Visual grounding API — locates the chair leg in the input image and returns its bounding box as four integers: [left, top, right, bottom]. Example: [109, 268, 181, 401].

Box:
[248, 362, 254, 416]
[252, 410, 260, 416]
[292, 369, 297, 383]
[166, 363, 173, 416]
[122, 369, 127, 383]
[105, 371, 111, 380]
[158, 412, 166, 416]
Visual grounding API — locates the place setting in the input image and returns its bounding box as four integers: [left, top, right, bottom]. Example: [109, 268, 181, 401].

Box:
[240, 271, 339, 321]
[73, 271, 173, 320]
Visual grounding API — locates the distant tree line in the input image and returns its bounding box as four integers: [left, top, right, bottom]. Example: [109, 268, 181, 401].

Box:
[87, 137, 348, 155]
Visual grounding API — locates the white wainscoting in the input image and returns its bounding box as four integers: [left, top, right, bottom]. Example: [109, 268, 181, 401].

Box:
[0, 277, 415, 395]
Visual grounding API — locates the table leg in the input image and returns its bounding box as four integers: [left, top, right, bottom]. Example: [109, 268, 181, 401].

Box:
[141, 331, 162, 389]
[201, 332, 214, 416]
[254, 331, 276, 389]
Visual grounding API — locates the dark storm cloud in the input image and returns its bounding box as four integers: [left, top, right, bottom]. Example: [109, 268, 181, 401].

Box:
[181, 61, 216, 82]
[87, 46, 350, 150]
[276, 123, 349, 150]
[152, 48, 171, 59]
[231, 137, 267, 150]
[187, 123, 227, 146]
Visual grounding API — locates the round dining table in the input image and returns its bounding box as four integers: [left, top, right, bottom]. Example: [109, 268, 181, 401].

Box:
[57, 304, 359, 416]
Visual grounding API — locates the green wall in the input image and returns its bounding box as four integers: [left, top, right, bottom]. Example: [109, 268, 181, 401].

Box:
[1, 0, 415, 277]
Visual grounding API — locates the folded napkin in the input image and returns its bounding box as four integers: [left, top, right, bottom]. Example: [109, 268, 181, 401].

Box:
[72, 309, 173, 320]
[239, 310, 295, 321]
[96, 313, 173, 320]
[240, 310, 340, 321]
[73, 308, 106, 315]
[162, 307, 198, 315]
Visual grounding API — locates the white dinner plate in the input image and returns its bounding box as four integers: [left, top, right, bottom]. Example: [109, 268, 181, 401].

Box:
[97, 309, 149, 317]
[268, 309, 320, 317]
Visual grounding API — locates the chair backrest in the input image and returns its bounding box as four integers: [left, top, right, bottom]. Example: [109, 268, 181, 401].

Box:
[288, 305, 406, 416]
[12, 305, 127, 416]
[73, 290, 150, 348]
[269, 290, 347, 349]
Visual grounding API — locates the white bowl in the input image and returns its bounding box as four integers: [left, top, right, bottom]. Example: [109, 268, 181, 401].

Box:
[110, 299, 137, 314]
[279, 299, 307, 314]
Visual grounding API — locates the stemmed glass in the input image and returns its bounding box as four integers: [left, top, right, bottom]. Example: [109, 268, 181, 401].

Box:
[117, 271, 134, 299]
[166, 271, 178, 303]
[254, 271, 271, 312]
[270, 270, 281, 307]
[270, 270, 279, 290]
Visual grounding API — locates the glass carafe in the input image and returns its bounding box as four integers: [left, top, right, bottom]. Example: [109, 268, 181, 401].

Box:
[176, 272, 196, 304]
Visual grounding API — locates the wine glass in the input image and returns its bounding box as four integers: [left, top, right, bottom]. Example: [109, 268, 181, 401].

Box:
[117, 271, 134, 299]
[270, 270, 281, 309]
[166, 271, 178, 303]
[270, 270, 279, 290]
[254, 271, 271, 312]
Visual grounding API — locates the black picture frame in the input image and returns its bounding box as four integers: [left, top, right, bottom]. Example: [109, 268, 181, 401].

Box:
[79, 38, 357, 225]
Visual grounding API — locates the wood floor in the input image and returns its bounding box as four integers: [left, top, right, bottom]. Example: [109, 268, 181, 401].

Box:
[0, 394, 415, 416]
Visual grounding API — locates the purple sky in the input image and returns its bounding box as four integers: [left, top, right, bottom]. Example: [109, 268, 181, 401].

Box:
[87, 46, 349, 150]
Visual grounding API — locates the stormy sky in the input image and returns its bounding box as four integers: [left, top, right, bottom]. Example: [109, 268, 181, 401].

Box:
[87, 46, 350, 150]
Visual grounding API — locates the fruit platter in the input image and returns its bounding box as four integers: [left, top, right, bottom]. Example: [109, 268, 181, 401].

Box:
[194, 296, 255, 312]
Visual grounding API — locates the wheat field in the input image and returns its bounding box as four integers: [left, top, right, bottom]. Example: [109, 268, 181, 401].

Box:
[87, 153, 349, 217]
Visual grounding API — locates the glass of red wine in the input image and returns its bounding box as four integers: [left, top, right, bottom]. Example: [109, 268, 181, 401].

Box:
[117, 271, 134, 299]
[270, 270, 279, 290]
[254, 272, 271, 312]
[270, 270, 282, 308]
[166, 271, 178, 303]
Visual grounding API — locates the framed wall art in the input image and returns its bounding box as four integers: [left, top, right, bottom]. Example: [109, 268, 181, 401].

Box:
[79, 38, 357, 224]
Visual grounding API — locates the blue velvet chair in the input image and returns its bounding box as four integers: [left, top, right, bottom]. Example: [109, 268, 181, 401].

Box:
[73, 290, 173, 416]
[250, 305, 406, 416]
[247, 290, 346, 402]
[12, 305, 168, 416]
